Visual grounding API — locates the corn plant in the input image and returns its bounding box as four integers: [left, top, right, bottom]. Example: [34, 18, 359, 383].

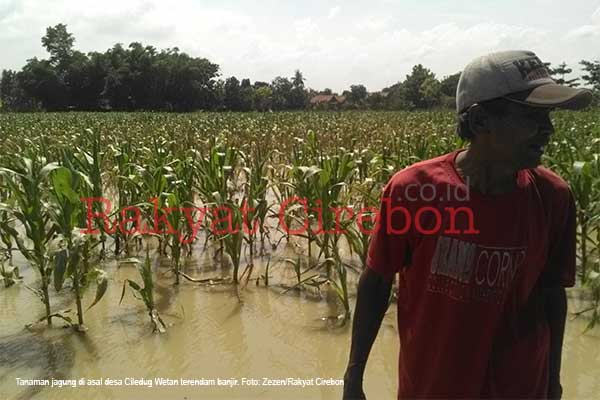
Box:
[48, 154, 108, 330]
[271, 153, 296, 245]
[292, 131, 356, 277]
[194, 136, 238, 264]
[175, 150, 200, 256]
[0, 180, 14, 261]
[1, 110, 599, 329]
[120, 247, 166, 333]
[73, 128, 106, 256]
[162, 190, 185, 284]
[0, 251, 19, 287]
[109, 141, 140, 255]
[0, 155, 59, 324]
[240, 144, 272, 266]
[345, 148, 382, 270]
[547, 141, 600, 284]
[222, 201, 245, 285]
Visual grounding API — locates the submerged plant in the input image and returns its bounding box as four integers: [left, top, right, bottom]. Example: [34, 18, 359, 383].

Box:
[120, 247, 166, 333]
[49, 156, 108, 330]
[0, 251, 20, 287]
[0, 155, 59, 324]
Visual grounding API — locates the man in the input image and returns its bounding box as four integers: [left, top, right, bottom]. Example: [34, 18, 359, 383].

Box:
[343, 50, 592, 399]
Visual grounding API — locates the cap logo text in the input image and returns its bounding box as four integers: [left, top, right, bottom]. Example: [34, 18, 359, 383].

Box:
[512, 56, 550, 82]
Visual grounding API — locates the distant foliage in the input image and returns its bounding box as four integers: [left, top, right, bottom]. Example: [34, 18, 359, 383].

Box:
[1, 23, 598, 112]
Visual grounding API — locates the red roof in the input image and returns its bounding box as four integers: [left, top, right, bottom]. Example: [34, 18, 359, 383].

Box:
[310, 94, 346, 104]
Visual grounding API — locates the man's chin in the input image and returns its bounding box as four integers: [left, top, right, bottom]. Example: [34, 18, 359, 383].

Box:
[521, 156, 543, 169]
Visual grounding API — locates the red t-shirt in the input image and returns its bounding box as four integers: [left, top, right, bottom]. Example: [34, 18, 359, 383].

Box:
[367, 149, 576, 399]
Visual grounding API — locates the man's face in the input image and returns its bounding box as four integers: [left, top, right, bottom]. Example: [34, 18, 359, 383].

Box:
[486, 101, 554, 169]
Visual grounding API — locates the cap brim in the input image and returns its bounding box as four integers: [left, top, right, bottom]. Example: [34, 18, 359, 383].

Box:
[504, 84, 593, 110]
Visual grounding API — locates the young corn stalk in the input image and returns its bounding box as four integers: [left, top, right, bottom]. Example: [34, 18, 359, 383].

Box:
[303, 132, 355, 278]
[109, 141, 140, 255]
[549, 145, 599, 284]
[194, 136, 238, 266]
[240, 145, 272, 273]
[48, 152, 108, 331]
[222, 201, 245, 285]
[120, 246, 167, 333]
[0, 155, 59, 324]
[73, 129, 106, 256]
[178, 150, 200, 256]
[344, 148, 383, 270]
[0, 178, 20, 287]
[161, 186, 190, 285]
[271, 156, 296, 245]
[0, 251, 19, 287]
[272, 137, 312, 246]
[0, 180, 14, 261]
[571, 160, 597, 283]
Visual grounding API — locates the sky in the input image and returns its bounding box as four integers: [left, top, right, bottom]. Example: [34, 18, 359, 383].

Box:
[1, 0, 599, 92]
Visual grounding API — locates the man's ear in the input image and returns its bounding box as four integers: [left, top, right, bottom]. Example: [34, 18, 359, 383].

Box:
[467, 104, 491, 136]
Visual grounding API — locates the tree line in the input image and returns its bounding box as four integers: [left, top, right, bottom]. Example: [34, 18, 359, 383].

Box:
[1, 24, 599, 112]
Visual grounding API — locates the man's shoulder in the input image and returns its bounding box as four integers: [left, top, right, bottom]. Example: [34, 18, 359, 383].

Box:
[526, 166, 575, 217]
[387, 151, 456, 187]
[528, 166, 571, 197]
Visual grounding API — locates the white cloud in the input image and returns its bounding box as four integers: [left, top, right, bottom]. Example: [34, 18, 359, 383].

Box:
[0, 0, 598, 92]
[592, 6, 600, 22]
[0, 0, 20, 21]
[357, 16, 391, 32]
[327, 6, 340, 20]
[566, 25, 600, 38]
[566, 5, 600, 38]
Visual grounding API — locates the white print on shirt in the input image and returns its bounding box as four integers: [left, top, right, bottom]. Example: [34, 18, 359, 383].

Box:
[428, 236, 527, 303]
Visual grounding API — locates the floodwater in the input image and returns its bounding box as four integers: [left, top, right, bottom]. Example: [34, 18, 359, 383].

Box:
[1, 239, 599, 400]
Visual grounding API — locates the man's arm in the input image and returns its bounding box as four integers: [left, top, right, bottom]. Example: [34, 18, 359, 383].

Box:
[544, 286, 567, 400]
[343, 268, 393, 399]
[541, 185, 577, 400]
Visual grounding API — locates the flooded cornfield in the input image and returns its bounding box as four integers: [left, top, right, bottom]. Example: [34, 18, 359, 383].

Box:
[1, 237, 599, 399]
[1, 111, 599, 399]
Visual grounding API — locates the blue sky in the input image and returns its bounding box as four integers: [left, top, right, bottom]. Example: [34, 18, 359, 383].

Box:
[1, 0, 599, 91]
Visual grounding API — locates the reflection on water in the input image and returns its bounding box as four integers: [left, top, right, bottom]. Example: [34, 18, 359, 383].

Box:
[0, 241, 599, 399]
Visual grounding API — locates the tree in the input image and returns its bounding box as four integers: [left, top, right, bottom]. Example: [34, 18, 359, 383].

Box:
[288, 70, 308, 109]
[271, 76, 293, 110]
[419, 76, 442, 108]
[383, 83, 412, 110]
[239, 78, 254, 111]
[292, 70, 305, 88]
[18, 57, 68, 111]
[322, 88, 333, 95]
[580, 60, 600, 91]
[440, 72, 461, 97]
[126, 42, 159, 110]
[366, 92, 386, 110]
[64, 50, 105, 110]
[402, 64, 438, 109]
[348, 84, 368, 106]
[101, 43, 134, 110]
[254, 85, 272, 111]
[0, 70, 39, 111]
[42, 23, 75, 72]
[224, 76, 242, 111]
[546, 62, 579, 87]
[1, 69, 39, 111]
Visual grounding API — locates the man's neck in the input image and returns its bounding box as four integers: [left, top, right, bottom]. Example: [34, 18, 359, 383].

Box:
[455, 147, 520, 195]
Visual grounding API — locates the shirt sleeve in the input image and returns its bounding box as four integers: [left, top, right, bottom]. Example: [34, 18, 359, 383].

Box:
[539, 187, 577, 288]
[366, 179, 413, 280]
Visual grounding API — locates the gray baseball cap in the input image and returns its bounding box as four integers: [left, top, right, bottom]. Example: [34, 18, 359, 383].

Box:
[456, 50, 593, 114]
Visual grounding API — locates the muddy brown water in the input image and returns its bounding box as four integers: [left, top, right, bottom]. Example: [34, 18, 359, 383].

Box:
[1, 239, 599, 400]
